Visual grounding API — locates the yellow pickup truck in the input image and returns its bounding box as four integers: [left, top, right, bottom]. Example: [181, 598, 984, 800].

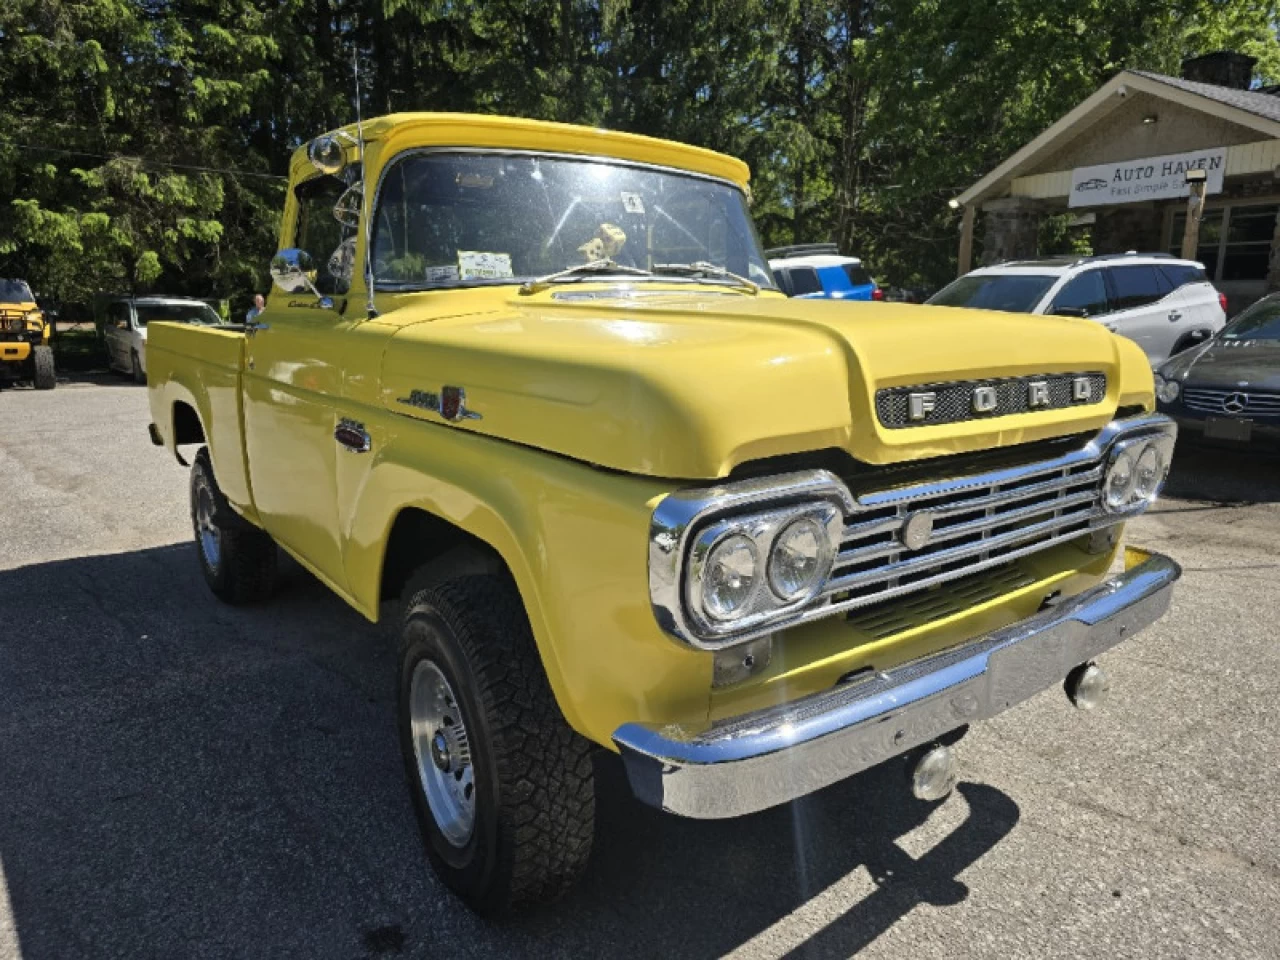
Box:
[146, 113, 1180, 913]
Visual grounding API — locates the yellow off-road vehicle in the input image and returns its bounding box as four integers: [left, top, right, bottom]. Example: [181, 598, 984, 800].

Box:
[0, 279, 56, 390]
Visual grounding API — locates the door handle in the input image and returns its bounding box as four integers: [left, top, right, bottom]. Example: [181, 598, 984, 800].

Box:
[334, 418, 371, 453]
[1168, 311, 1182, 322]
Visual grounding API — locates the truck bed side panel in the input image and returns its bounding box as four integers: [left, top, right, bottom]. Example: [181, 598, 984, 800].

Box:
[146, 323, 256, 519]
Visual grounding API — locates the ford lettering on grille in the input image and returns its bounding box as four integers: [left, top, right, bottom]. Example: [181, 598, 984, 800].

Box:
[877, 372, 1107, 429]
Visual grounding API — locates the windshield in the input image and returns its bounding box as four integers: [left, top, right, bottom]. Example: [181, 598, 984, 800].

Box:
[370, 153, 774, 290]
[927, 274, 1057, 313]
[1221, 297, 1280, 340]
[0, 280, 34, 304]
[134, 302, 220, 327]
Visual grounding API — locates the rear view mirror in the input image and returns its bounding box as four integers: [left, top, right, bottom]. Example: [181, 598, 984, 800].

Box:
[1051, 306, 1088, 318]
[270, 248, 317, 294]
[270, 248, 336, 310]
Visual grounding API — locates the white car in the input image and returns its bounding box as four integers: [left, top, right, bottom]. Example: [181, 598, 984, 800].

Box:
[927, 253, 1227, 366]
[103, 297, 222, 382]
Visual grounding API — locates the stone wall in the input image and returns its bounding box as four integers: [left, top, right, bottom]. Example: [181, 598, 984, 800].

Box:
[1092, 205, 1162, 254]
[980, 198, 1040, 264]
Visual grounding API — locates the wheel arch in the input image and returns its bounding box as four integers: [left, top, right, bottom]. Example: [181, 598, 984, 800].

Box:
[349, 460, 583, 737]
[173, 398, 206, 447]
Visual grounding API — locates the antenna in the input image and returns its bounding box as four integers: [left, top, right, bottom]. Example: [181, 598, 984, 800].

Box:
[352, 51, 377, 319]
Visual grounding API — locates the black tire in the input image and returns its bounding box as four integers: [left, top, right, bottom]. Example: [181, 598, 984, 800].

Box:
[397, 572, 594, 914]
[190, 447, 276, 604]
[31, 345, 55, 390]
[131, 350, 146, 384]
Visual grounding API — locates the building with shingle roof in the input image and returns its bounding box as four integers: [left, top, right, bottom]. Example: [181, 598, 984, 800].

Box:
[955, 53, 1280, 313]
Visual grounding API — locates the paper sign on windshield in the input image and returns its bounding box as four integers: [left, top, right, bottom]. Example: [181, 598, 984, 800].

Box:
[457, 251, 514, 281]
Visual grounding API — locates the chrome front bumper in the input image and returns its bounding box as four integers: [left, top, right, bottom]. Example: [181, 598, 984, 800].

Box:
[614, 550, 1180, 819]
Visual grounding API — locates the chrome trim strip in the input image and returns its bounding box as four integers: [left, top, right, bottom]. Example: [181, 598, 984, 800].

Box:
[852, 463, 1103, 521]
[618, 551, 1181, 818]
[648, 414, 1175, 649]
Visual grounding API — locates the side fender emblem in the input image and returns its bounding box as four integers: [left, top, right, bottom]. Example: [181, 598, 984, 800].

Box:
[398, 386, 483, 421]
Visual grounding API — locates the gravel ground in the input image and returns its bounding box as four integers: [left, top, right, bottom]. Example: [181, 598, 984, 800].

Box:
[1, 376, 1277, 960]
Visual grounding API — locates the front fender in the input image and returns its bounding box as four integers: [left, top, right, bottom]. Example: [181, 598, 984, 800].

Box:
[342, 417, 712, 748]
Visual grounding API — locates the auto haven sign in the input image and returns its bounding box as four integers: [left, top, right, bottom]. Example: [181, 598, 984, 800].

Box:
[1068, 147, 1226, 208]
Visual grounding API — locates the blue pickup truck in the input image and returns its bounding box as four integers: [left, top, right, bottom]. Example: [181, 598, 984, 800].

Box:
[767, 243, 883, 301]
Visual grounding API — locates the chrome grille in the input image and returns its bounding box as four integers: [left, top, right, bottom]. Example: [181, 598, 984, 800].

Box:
[821, 454, 1104, 612]
[876, 372, 1107, 429]
[1182, 387, 1280, 416]
[649, 414, 1176, 651]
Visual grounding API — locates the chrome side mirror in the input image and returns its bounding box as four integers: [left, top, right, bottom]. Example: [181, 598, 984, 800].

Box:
[270, 248, 335, 309]
[270, 248, 316, 294]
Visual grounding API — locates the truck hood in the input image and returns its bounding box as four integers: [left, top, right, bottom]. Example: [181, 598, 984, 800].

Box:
[379, 290, 1151, 479]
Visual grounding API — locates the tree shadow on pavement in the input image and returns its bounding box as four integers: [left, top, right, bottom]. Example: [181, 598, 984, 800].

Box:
[1160, 443, 1280, 505]
[0, 543, 1019, 960]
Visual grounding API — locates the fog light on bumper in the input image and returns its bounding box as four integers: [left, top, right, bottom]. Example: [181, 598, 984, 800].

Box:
[910, 744, 958, 801]
[1065, 661, 1110, 710]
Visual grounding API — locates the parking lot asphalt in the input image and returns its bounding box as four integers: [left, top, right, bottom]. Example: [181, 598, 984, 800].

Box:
[2, 375, 1279, 960]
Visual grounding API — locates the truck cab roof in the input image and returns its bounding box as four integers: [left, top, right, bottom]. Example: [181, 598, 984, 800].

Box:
[290, 112, 751, 190]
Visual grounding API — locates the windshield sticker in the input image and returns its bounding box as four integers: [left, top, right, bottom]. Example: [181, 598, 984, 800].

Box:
[457, 251, 513, 281]
[424, 264, 460, 284]
[620, 192, 646, 215]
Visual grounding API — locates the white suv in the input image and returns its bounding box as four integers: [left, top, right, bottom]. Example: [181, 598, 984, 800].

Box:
[927, 253, 1227, 366]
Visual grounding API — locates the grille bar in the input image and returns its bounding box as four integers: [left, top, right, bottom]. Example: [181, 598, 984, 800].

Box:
[844, 464, 1103, 537]
[834, 487, 1100, 569]
[1183, 387, 1280, 415]
[814, 521, 1103, 618]
[810, 430, 1145, 620]
[826, 506, 1097, 597]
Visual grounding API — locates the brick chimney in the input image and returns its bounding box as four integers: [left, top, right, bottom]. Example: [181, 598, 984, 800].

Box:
[1181, 51, 1257, 90]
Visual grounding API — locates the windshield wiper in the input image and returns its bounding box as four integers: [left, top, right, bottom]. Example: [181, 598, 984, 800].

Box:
[652, 261, 759, 294]
[519, 259, 654, 295]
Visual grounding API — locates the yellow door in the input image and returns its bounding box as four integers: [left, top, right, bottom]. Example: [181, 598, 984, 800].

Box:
[242, 302, 351, 593]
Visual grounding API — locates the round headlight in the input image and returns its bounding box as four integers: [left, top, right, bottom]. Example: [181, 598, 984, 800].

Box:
[702, 534, 758, 621]
[1104, 449, 1136, 511]
[1155, 376, 1180, 404]
[1132, 443, 1165, 502]
[768, 516, 829, 600]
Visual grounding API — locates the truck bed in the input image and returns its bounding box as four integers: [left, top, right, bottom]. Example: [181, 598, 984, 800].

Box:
[146, 322, 255, 517]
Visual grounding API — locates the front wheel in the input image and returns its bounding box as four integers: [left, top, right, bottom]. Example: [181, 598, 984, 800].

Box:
[31, 345, 55, 390]
[398, 573, 595, 914]
[190, 447, 276, 604]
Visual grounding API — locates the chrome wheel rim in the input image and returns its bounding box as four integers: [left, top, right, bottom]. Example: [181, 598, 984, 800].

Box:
[410, 659, 476, 846]
[195, 482, 221, 570]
